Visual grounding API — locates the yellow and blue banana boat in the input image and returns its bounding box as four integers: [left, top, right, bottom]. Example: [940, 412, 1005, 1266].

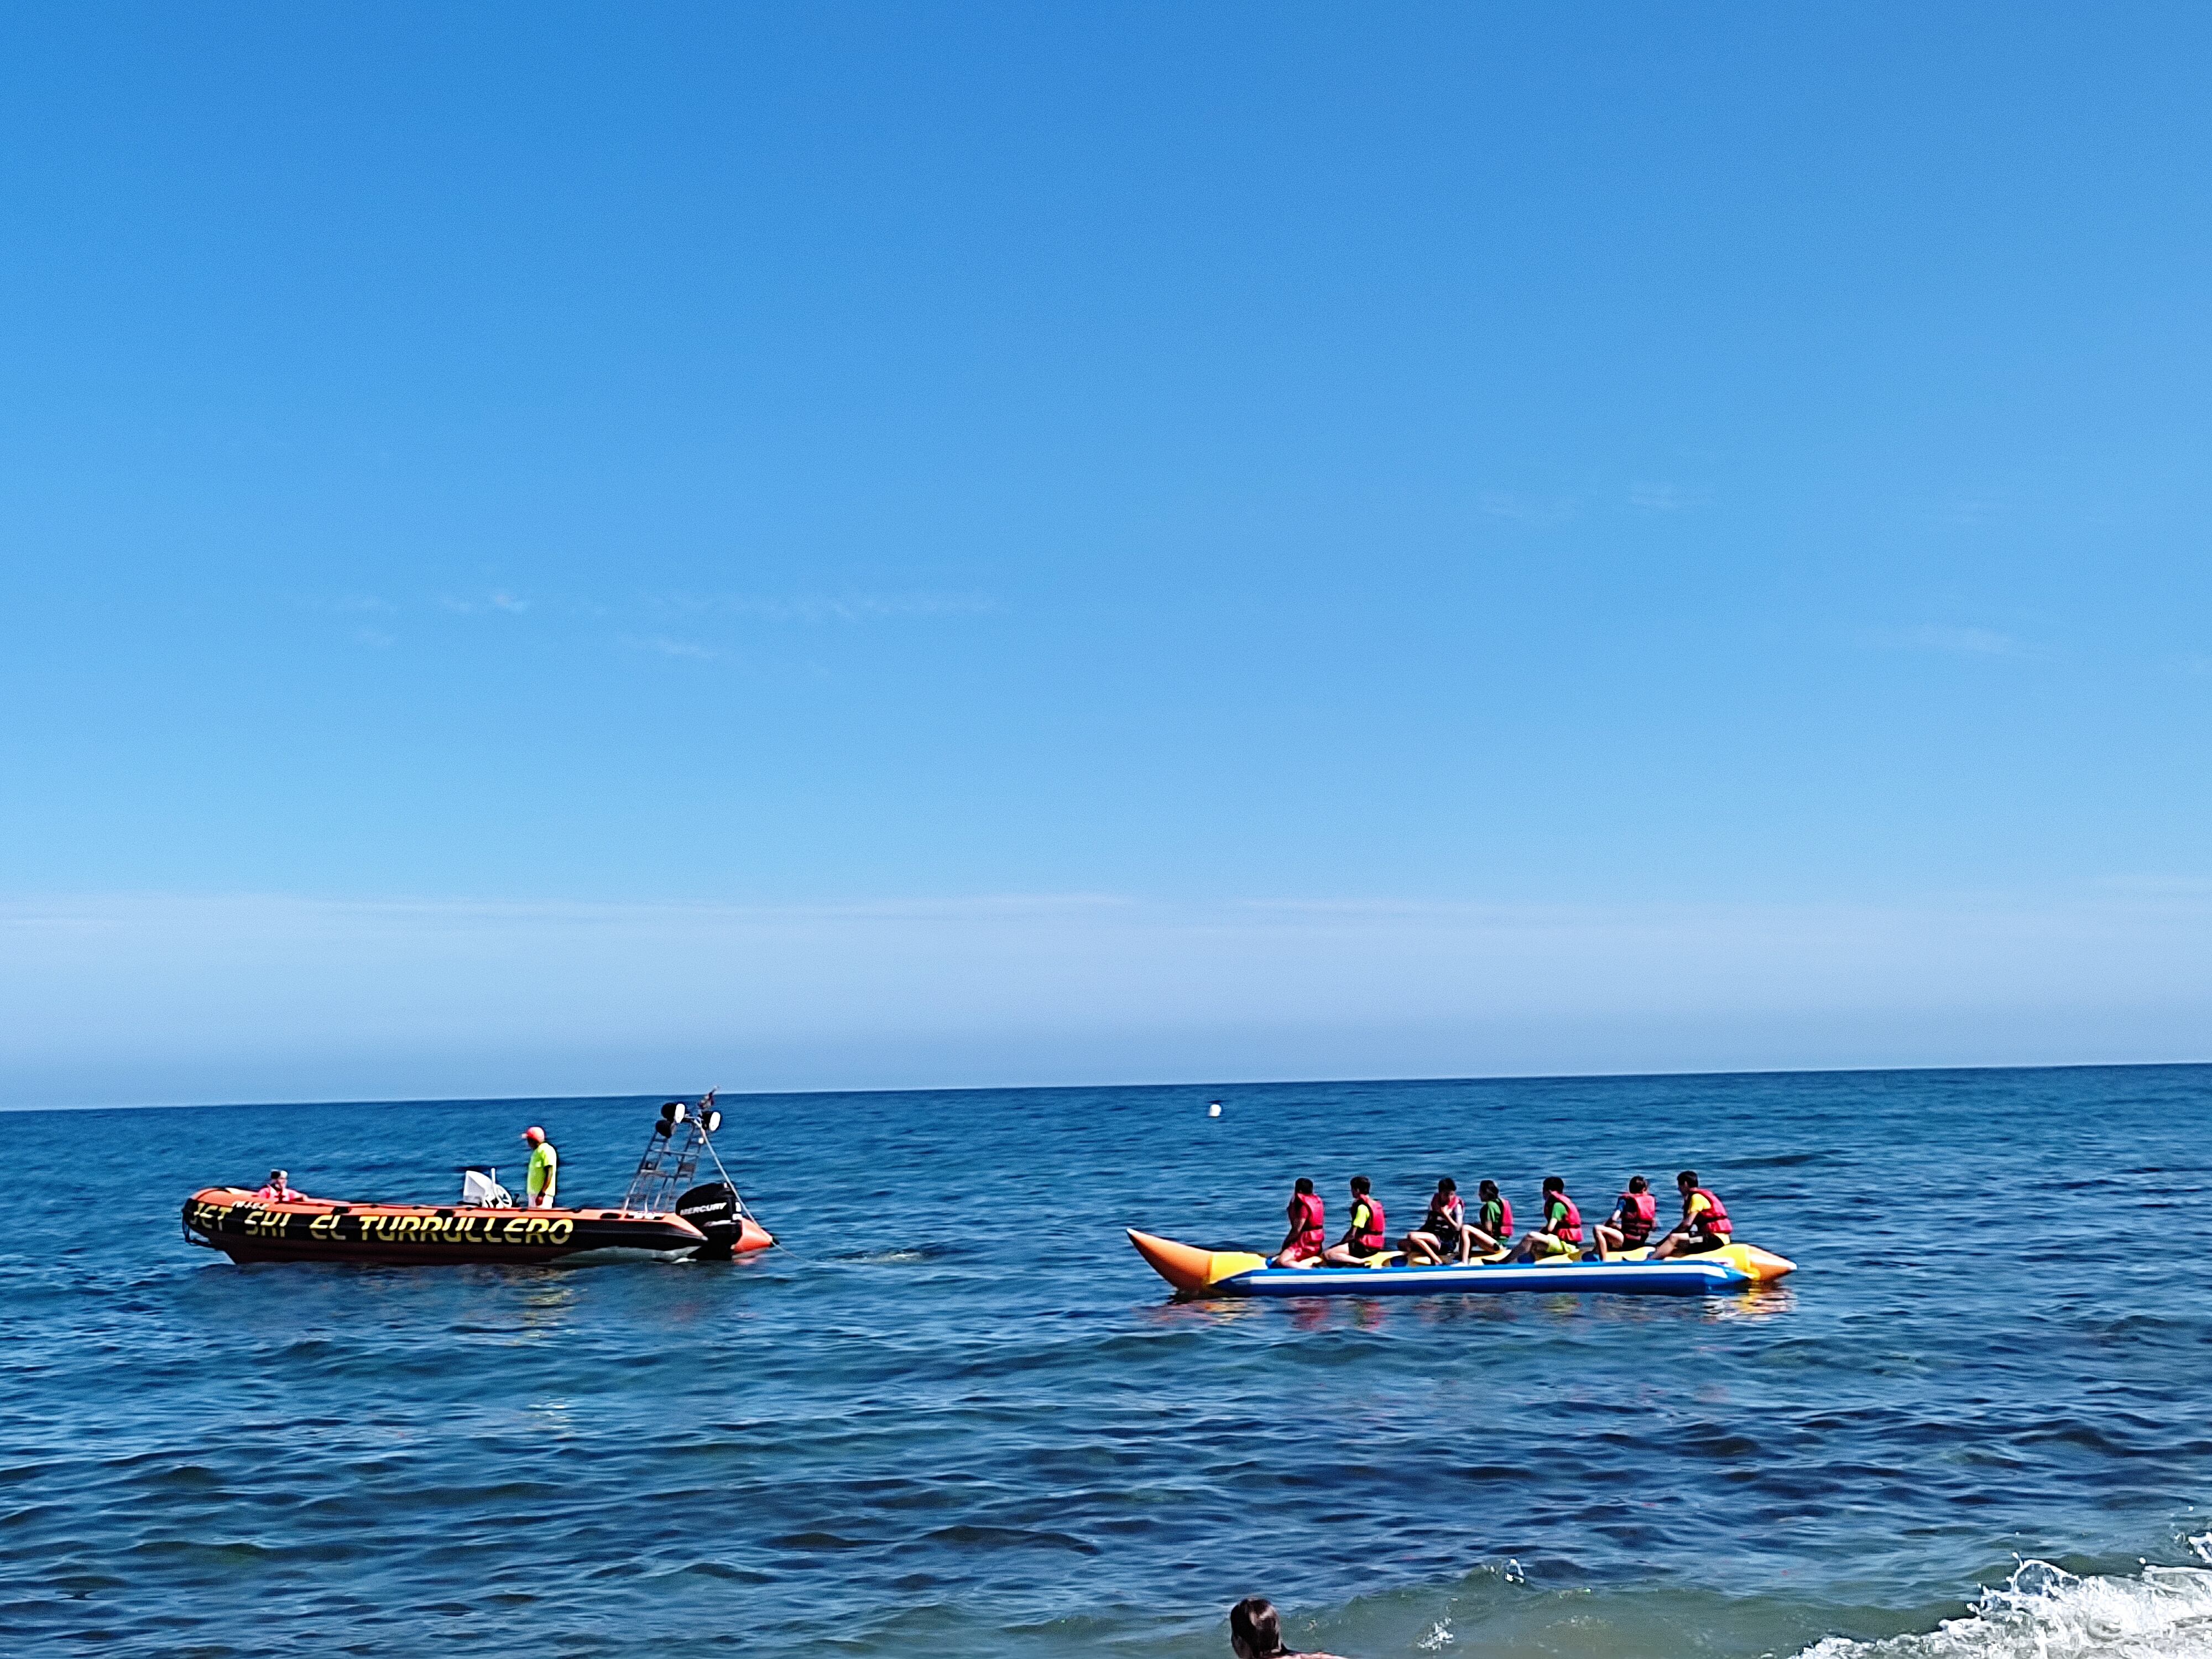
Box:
[1128, 1228, 1794, 1298]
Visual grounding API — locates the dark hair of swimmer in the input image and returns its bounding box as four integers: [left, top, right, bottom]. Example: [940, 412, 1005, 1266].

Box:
[1627, 1175, 1648, 1193]
[1435, 1176, 1455, 1194]
[1229, 1597, 1288, 1658]
[1478, 1179, 1499, 1200]
[1678, 1169, 1699, 1188]
[1542, 1175, 1564, 1194]
[1293, 1177, 1314, 1195]
[1349, 1175, 1370, 1195]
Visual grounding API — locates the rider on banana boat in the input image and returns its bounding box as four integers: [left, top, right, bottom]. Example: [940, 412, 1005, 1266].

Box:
[1465, 1178, 1513, 1257]
[1273, 1177, 1328, 1267]
[1401, 1177, 1473, 1265]
[1510, 1176, 1584, 1261]
[1594, 1174, 1658, 1256]
[1321, 1175, 1391, 1265]
[1651, 1170, 1733, 1258]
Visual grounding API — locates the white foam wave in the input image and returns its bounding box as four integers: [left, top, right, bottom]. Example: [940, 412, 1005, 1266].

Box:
[1798, 1561, 2212, 1659]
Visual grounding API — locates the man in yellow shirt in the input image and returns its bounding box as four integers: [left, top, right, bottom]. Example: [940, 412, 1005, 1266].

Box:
[1652, 1169, 1732, 1258]
[521, 1126, 559, 1208]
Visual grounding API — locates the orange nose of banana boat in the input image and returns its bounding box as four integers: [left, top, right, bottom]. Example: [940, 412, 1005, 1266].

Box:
[1126, 1228, 1266, 1295]
[1733, 1244, 1797, 1281]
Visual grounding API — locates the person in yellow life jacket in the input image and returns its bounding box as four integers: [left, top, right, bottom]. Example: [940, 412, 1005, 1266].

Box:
[521, 1126, 559, 1209]
[1322, 1175, 1391, 1265]
[1652, 1168, 1733, 1258]
[1595, 1174, 1658, 1256]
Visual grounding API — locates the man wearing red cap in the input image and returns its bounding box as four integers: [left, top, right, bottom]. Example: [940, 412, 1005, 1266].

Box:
[521, 1126, 559, 1209]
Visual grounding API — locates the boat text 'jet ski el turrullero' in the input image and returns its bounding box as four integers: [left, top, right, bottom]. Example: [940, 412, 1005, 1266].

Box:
[182, 1097, 774, 1266]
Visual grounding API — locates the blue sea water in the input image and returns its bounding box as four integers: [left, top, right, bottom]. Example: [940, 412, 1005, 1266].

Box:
[3, 1067, 2210, 1658]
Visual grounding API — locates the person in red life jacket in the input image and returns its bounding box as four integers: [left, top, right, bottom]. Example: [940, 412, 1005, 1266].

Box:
[1465, 1178, 1514, 1257]
[1652, 1168, 1733, 1258]
[253, 1168, 307, 1203]
[1511, 1175, 1584, 1260]
[1401, 1176, 1472, 1265]
[1595, 1174, 1658, 1257]
[1322, 1175, 1391, 1265]
[1272, 1178, 1328, 1267]
[1229, 1595, 1345, 1659]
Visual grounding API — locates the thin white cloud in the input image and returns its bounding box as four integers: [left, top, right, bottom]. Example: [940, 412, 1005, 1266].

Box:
[440, 592, 530, 615]
[620, 634, 718, 661]
[1480, 492, 1578, 528]
[1869, 624, 2042, 660]
[662, 592, 998, 624]
[1629, 482, 1709, 513]
[1942, 495, 2007, 526]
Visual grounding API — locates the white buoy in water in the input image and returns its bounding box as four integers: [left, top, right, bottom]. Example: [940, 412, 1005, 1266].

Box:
[1207, 1101, 1222, 1118]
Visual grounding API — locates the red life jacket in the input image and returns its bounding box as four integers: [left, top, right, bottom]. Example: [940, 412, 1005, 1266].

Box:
[1426, 1192, 1463, 1233]
[1287, 1191, 1326, 1250]
[1350, 1195, 1386, 1251]
[1690, 1188, 1732, 1235]
[1618, 1190, 1657, 1244]
[1480, 1196, 1514, 1239]
[1547, 1194, 1583, 1243]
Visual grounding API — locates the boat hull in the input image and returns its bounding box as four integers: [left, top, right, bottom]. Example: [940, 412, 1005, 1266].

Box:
[1127, 1228, 1792, 1298]
[183, 1187, 774, 1266]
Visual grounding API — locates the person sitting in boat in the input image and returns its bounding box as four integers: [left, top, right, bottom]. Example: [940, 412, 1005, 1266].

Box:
[1321, 1175, 1390, 1265]
[1651, 1169, 1733, 1258]
[1401, 1176, 1472, 1265]
[253, 1168, 306, 1203]
[1594, 1174, 1658, 1256]
[1511, 1175, 1583, 1260]
[1229, 1596, 1344, 1659]
[1465, 1178, 1513, 1257]
[521, 1126, 559, 1209]
[1272, 1178, 1327, 1267]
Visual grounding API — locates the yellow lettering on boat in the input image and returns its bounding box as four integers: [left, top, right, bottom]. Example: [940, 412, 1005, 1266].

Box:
[503, 1218, 527, 1242]
[548, 1219, 573, 1243]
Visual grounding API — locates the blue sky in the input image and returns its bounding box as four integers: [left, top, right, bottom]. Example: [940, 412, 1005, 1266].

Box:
[6, 5, 2212, 1104]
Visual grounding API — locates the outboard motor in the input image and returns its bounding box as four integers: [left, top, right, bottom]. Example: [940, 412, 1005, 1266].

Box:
[675, 1182, 747, 1259]
[461, 1166, 514, 1208]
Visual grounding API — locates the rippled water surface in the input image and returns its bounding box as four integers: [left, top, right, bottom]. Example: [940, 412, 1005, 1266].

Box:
[3, 1067, 2210, 1657]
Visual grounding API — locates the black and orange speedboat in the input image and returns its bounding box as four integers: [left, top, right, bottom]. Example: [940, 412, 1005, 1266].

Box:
[182, 1096, 775, 1266]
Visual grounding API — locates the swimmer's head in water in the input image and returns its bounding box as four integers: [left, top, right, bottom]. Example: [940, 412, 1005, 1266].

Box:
[1229, 1597, 1284, 1658]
